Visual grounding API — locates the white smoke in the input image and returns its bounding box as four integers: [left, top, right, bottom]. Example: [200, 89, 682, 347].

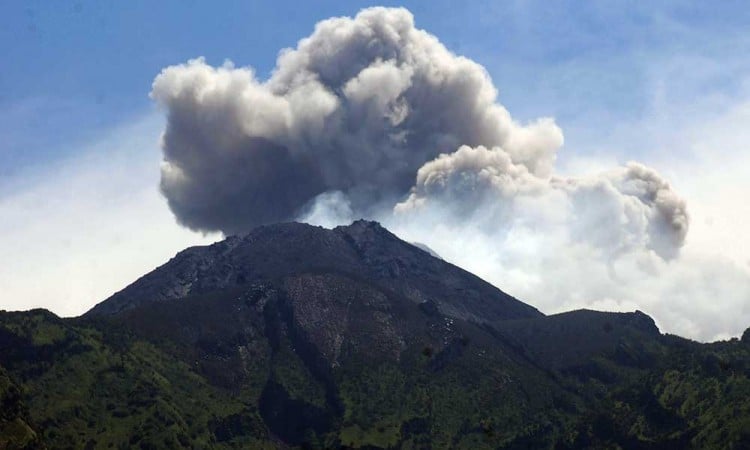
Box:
[297, 191, 354, 229]
[395, 146, 687, 260]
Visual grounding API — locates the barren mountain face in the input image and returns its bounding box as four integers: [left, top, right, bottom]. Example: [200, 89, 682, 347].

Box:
[87, 220, 540, 322]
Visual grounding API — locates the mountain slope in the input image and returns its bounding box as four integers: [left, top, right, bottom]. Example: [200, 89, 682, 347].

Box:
[1, 221, 749, 449]
[86, 220, 541, 322]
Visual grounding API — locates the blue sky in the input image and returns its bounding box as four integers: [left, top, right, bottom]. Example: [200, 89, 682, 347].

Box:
[1, 1, 749, 340]
[4, 0, 749, 174]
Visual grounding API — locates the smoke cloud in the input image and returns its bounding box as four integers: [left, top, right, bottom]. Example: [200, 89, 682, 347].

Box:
[151, 7, 563, 234]
[395, 147, 688, 260]
[147, 7, 750, 341]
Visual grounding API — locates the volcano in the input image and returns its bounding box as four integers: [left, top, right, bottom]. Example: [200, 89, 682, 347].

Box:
[1, 221, 749, 449]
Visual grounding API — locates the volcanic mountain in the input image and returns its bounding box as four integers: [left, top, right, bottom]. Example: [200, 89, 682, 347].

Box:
[86, 220, 540, 322]
[1, 221, 749, 449]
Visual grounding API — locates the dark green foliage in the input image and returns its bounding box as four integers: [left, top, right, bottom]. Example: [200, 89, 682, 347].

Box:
[4, 306, 748, 449]
[0, 310, 273, 449]
[0, 365, 45, 449]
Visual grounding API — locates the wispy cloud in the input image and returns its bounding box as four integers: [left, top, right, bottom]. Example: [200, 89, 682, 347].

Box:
[388, 87, 750, 342]
[0, 114, 219, 316]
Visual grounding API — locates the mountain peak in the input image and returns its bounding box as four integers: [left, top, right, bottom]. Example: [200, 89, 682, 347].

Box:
[86, 221, 540, 322]
[335, 219, 398, 246]
[338, 218, 384, 230]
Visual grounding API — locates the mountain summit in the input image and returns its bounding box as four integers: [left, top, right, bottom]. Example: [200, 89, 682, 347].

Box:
[1, 221, 749, 449]
[87, 220, 540, 322]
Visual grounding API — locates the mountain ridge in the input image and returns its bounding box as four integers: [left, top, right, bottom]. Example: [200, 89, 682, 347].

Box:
[86, 220, 541, 323]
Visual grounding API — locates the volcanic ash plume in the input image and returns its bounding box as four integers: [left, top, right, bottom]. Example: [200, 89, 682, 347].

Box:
[151, 7, 571, 234]
[149, 8, 750, 341]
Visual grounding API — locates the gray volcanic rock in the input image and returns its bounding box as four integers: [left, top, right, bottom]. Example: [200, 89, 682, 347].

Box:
[86, 220, 541, 323]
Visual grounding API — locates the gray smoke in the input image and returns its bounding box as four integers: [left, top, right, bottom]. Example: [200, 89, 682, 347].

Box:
[151, 5, 688, 264]
[146, 6, 748, 339]
[151, 7, 562, 234]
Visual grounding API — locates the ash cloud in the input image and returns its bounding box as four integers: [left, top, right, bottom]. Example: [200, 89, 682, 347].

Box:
[146, 7, 750, 340]
[151, 7, 562, 234]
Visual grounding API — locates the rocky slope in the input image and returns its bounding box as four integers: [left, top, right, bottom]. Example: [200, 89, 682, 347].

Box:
[87, 220, 540, 322]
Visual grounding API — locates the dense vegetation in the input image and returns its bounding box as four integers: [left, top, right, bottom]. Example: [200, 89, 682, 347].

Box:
[2, 307, 748, 449]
